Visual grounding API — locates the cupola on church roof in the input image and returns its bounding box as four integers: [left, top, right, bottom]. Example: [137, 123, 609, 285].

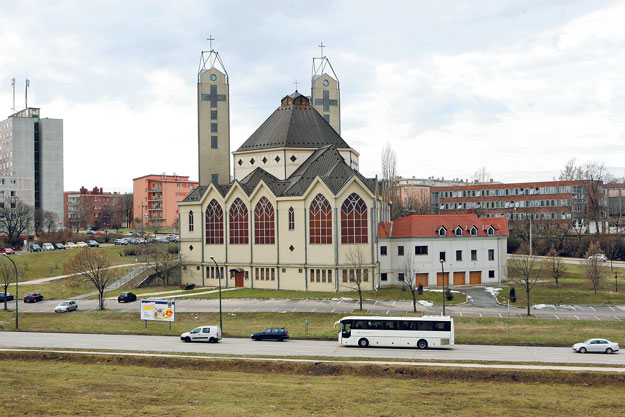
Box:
[235, 91, 351, 153]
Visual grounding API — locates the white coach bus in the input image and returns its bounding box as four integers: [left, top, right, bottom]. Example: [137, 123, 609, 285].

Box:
[335, 316, 454, 349]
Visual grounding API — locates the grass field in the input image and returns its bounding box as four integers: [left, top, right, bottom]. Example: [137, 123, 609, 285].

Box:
[6, 247, 139, 282]
[0, 353, 623, 416]
[503, 264, 625, 306]
[183, 287, 466, 304]
[1, 311, 622, 346]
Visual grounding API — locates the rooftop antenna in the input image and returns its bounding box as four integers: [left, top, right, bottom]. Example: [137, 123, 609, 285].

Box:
[25, 78, 30, 109]
[198, 34, 228, 83]
[11, 78, 15, 112]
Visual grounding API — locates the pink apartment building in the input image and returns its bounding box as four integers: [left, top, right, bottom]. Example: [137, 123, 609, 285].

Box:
[133, 174, 198, 228]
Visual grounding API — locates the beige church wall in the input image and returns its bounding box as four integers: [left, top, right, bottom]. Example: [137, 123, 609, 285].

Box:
[276, 202, 306, 264]
[284, 149, 316, 178]
[181, 267, 203, 287]
[338, 149, 359, 171]
[279, 268, 306, 290]
[337, 243, 374, 266]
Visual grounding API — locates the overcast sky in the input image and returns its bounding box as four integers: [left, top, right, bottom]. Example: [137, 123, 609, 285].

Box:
[1, 0, 624, 192]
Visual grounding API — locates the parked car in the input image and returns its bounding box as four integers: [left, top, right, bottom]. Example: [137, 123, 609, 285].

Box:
[86, 230, 95, 235]
[66, 242, 77, 249]
[75, 242, 88, 248]
[95, 231, 107, 235]
[42, 243, 55, 251]
[573, 339, 619, 354]
[117, 292, 137, 303]
[180, 326, 222, 343]
[114, 238, 128, 246]
[251, 327, 289, 341]
[2, 248, 15, 255]
[54, 243, 66, 250]
[54, 300, 78, 313]
[30, 244, 42, 252]
[87, 240, 100, 247]
[588, 254, 607, 262]
[24, 292, 44, 303]
[0, 292, 14, 302]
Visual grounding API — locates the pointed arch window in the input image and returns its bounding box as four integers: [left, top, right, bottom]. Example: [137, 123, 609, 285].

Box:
[188, 210, 194, 232]
[454, 226, 463, 236]
[487, 225, 495, 236]
[438, 226, 447, 236]
[254, 197, 275, 244]
[229, 198, 249, 244]
[341, 193, 368, 244]
[470, 226, 478, 236]
[205, 200, 224, 244]
[309, 194, 332, 244]
[288, 207, 295, 230]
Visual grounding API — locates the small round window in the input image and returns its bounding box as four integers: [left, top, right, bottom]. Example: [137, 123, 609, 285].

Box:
[210, 74, 217, 81]
[323, 79, 329, 86]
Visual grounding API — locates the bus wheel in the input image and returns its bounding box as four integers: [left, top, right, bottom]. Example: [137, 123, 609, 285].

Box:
[358, 338, 369, 348]
[417, 339, 428, 349]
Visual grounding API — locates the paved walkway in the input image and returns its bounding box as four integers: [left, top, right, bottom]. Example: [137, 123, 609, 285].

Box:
[21, 263, 146, 285]
[460, 287, 500, 307]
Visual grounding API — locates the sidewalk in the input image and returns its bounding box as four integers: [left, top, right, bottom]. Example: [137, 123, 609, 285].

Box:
[21, 263, 147, 285]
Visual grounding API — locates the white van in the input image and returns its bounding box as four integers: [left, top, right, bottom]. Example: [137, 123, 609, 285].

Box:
[180, 326, 222, 343]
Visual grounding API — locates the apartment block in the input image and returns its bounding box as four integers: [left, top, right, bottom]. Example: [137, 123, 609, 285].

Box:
[0, 108, 64, 227]
[133, 174, 198, 228]
[64, 186, 125, 228]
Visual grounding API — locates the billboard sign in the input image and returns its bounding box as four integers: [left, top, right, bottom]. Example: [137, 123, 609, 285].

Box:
[141, 300, 175, 322]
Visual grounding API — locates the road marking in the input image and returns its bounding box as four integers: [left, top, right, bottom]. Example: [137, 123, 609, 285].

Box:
[615, 316, 621, 321]
[574, 315, 580, 320]
[498, 313, 502, 318]
[594, 316, 601, 321]
[479, 312, 482, 318]
[589, 306, 596, 311]
[331, 309, 336, 313]
[609, 306, 615, 311]
[554, 315, 559, 320]
[459, 312, 463, 317]
[291, 308, 296, 312]
[386, 310, 389, 315]
[392, 301, 396, 305]
[374, 301, 378, 305]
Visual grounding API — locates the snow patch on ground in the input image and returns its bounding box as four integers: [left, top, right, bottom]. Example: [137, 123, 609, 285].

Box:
[423, 289, 461, 293]
[417, 300, 434, 307]
[533, 304, 554, 310]
[484, 287, 502, 297]
[330, 297, 356, 302]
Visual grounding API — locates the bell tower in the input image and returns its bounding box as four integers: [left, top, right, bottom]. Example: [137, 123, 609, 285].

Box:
[198, 36, 230, 185]
[311, 42, 341, 135]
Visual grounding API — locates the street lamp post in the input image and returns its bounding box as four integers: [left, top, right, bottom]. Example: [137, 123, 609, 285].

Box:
[616, 273, 618, 293]
[440, 259, 446, 316]
[2, 254, 18, 329]
[210, 256, 223, 331]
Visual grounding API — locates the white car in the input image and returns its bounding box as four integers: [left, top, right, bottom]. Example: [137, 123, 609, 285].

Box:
[588, 254, 607, 262]
[42, 243, 55, 251]
[180, 326, 222, 343]
[54, 300, 78, 313]
[572, 338, 619, 354]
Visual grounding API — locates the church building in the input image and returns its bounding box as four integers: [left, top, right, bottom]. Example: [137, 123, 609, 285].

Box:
[178, 45, 389, 291]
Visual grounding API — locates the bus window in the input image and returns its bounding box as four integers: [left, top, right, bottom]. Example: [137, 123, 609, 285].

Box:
[417, 321, 433, 331]
[341, 321, 352, 338]
[353, 320, 366, 329]
[434, 321, 451, 331]
[401, 321, 417, 331]
[367, 320, 384, 330]
[384, 321, 400, 330]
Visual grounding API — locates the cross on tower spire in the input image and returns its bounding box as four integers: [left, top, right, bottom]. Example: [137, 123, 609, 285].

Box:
[293, 80, 300, 91]
[318, 42, 325, 57]
[207, 34, 215, 51]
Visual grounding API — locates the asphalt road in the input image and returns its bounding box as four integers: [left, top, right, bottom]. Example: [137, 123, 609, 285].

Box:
[18, 298, 625, 321]
[1, 331, 624, 366]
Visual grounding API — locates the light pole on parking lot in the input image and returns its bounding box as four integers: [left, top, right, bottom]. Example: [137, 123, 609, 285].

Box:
[2, 254, 18, 329]
[210, 256, 223, 331]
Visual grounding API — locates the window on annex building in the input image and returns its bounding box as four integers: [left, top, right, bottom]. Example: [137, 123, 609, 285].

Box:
[471, 250, 477, 261]
[415, 246, 428, 255]
[340, 193, 368, 244]
[489, 270, 495, 278]
[229, 198, 249, 244]
[398, 246, 404, 256]
[380, 245, 387, 256]
[288, 207, 295, 230]
[456, 250, 462, 261]
[254, 197, 275, 244]
[439, 251, 446, 262]
[398, 272, 405, 281]
[205, 200, 224, 244]
[188, 210, 194, 232]
[488, 249, 495, 261]
[309, 194, 332, 244]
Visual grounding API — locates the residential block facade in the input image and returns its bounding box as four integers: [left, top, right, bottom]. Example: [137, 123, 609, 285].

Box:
[64, 186, 124, 229]
[133, 174, 198, 228]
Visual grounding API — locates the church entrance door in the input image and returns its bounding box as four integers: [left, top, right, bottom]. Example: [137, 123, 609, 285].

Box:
[233, 270, 245, 287]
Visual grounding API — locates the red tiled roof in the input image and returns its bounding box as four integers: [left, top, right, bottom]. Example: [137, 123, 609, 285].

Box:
[378, 213, 508, 238]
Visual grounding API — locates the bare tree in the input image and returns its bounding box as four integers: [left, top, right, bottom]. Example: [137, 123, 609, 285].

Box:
[65, 248, 116, 310]
[0, 197, 33, 248]
[381, 142, 397, 205]
[42, 210, 58, 233]
[343, 247, 369, 311]
[401, 252, 419, 312]
[0, 260, 16, 311]
[120, 193, 134, 228]
[472, 166, 491, 183]
[139, 243, 178, 286]
[583, 242, 608, 295]
[545, 247, 567, 288]
[509, 243, 542, 316]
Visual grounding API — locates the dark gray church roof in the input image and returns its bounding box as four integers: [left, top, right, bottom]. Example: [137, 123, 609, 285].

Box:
[183, 145, 376, 203]
[235, 92, 351, 152]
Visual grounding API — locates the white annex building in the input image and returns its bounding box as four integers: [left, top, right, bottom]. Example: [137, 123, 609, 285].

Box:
[378, 213, 508, 288]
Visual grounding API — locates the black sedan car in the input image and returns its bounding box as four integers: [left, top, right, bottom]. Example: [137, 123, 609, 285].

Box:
[251, 327, 289, 341]
[117, 292, 137, 303]
[0, 292, 14, 302]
